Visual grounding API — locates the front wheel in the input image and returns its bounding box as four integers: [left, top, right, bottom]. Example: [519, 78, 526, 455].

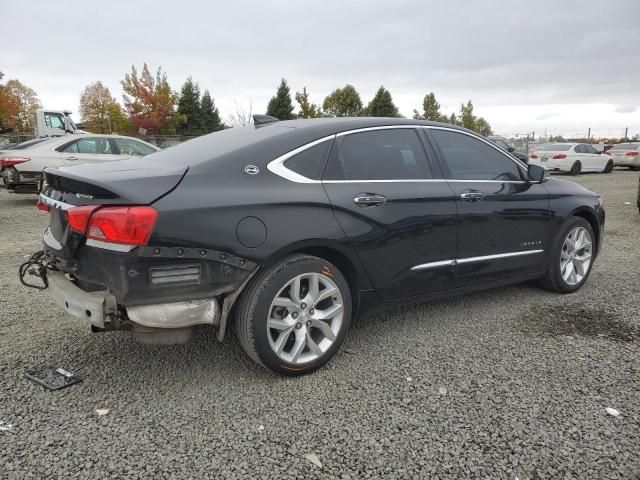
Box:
[236, 254, 352, 375]
[603, 159, 614, 173]
[570, 161, 582, 175]
[540, 217, 595, 293]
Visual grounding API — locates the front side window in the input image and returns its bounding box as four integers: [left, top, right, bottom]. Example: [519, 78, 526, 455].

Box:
[283, 140, 331, 180]
[114, 138, 157, 156]
[430, 129, 523, 181]
[63, 138, 113, 155]
[323, 129, 432, 180]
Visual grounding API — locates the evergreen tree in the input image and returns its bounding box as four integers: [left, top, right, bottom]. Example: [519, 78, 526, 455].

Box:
[459, 100, 477, 131]
[266, 78, 295, 120]
[364, 86, 400, 117]
[177, 77, 201, 135]
[421, 93, 443, 121]
[200, 90, 224, 132]
[322, 85, 363, 117]
[295, 87, 322, 118]
[448, 113, 458, 125]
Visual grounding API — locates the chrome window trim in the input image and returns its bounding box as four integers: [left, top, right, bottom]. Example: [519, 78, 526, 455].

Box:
[411, 249, 544, 271]
[39, 193, 74, 211]
[267, 124, 529, 184]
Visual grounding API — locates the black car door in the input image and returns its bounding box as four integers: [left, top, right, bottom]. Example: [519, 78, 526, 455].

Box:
[425, 127, 551, 285]
[322, 127, 458, 300]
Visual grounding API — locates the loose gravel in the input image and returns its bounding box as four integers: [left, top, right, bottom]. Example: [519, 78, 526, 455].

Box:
[1, 171, 639, 479]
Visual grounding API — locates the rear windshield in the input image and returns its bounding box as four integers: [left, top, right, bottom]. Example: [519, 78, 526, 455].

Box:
[5, 138, 55, 150]
[537, 144, 573, 151]
[611, 143, 640, 150]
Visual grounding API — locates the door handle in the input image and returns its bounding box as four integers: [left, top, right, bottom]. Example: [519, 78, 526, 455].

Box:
[65, 156, 78, 160]
[460, 190, 485, 202]
[353, 193, 386, 207]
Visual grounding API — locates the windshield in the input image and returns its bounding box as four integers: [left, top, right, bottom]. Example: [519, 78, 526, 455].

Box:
[536, 143, 573, 151]
[611, 143, 639, 151]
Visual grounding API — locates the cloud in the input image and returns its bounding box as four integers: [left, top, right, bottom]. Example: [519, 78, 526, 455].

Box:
[614, 105, 637, 114]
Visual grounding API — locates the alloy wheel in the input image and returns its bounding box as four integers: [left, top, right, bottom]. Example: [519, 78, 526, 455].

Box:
[267, 272, 344, 364]
[560, 226, 592, 286]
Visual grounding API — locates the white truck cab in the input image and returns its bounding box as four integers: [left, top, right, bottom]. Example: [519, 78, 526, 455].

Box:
[34, 109, 84, 137]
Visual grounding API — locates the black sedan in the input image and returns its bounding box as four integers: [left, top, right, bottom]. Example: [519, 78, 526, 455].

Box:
[25, 117, 605, 375]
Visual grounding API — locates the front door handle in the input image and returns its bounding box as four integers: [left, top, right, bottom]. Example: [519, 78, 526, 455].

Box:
[65, 156, 78, 160]
[460, 190, 485, 202]
[353, 193, 387, 207]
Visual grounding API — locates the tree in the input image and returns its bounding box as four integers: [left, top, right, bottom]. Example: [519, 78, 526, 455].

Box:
[421, 93, 444, 121]
[79, 81, 129, 134]
[226, 99, 253, 127]
[322, 84, 363, 117]
[447, 113, 459, 125]
[295, 87, 322, 118]
[475, 117, 493, 136]
[266, 78, 295, 120]
[121, 63, 178, 135]
[200, 90, 224, 132]
[459, 100, 477, 131]
[177, 77, 201, 135]
[0, 77, 41, 132]
[364, 86, 400, 118]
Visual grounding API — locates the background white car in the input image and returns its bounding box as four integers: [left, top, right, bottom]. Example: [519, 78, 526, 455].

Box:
[607, 142, 640, 171]
[0, 134, 160, 192]
[529, 143, 614, 175]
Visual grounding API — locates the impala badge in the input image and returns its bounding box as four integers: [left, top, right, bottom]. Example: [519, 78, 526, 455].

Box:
[244, 165, 260, 175]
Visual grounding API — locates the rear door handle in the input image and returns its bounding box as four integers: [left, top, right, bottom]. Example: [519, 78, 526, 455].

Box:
[353, 193, 387, 207]
[460, 190, 485, 202]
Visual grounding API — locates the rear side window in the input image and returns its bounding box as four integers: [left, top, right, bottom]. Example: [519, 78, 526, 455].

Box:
[430, 129, 523, 181]
[114, 138, 157, 156]
[575, 145, 586, 153]
[63, 138, 113, 154]
[323, 128, 432, 180]
[283, 140, 331, 180]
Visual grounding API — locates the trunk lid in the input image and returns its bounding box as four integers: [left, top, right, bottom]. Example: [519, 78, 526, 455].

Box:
[41, 160, 187, 258]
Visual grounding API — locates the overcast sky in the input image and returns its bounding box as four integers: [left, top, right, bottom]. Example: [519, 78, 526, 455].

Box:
[3, 0, 640, 137]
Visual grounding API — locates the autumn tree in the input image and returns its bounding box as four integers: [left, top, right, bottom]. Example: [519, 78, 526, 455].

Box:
[79, 81, 129, 134]
[177, 77, 201, 135]
[322, 85, 363, 117]
[364, 86, 400, 117]
[0, 76, 41, 132]
[200, 90, 224, 133]
[121, 63, 178, 135]
[266, 79, 295, 120]
[295, 87, 322, 118]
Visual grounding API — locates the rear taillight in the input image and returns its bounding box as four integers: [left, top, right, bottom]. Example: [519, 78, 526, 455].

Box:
[552, 154, 567, 159]
[530, 153, 538, 159]
[626, 151, 638, 157]
[67, 205, 158, 246]
[0, 157, 30, 167]
[36, 200, 50, 213]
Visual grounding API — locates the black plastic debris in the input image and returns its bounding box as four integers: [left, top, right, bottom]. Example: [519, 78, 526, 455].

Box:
[25, 366, 82, 390]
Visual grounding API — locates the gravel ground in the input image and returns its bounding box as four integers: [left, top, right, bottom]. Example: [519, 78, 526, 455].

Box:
[1, 171, 639, 479]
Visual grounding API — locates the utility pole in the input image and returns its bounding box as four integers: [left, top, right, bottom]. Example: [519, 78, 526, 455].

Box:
[587, 127, 591, 143]
[624, 127, 628, 141]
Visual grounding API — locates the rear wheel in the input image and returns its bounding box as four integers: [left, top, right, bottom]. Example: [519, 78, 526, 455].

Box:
[570, 161, 582, 175]
[236, 254, 352, 375]
[540, 217, 595, 293]
[603, 159, 614, 173]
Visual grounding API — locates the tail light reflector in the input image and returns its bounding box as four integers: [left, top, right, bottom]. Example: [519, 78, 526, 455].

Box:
[626, 151, 638, 157]
[530, 153, 538, 159]
[68, 205, 158, 246]
[552, 154, 567, 159]
[36, 200, 50, 213]
[0, 157, 30, 167]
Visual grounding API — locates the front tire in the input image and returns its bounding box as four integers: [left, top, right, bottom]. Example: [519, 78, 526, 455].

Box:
[570, 161, 582, 175]
[540, 217, 595, 293]
[236, 254, 352, 375]
[603, 159, 614, 173]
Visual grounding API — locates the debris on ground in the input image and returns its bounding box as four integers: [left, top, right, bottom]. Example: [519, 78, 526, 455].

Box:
[25, 365, 82, 390]
[438, 387, 448, 395]
[0, 421, 13, 432]
[258, 425, 265, 431]
[304, 453, 323, 468]
[95, 409, 109, 416]
[606, 407, 620, 417]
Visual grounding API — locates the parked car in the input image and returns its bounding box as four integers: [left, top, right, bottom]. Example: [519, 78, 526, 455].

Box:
[607, 142, 640, 170]
[488, 135, 529, 164]
[23, 118, 604, 375]
[529, 143, 614, 175]
[1, 134, 160, 192]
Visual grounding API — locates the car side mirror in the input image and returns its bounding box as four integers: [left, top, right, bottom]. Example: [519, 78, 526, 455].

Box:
[527, 164, 546, 182]
[508, 146, 515, 152]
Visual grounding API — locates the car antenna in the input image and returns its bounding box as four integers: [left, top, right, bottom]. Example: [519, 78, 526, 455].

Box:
[252, 114, 279, 125]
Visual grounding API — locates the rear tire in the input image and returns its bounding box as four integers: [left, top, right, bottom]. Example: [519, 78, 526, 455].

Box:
[539, 217, 595, 293]
[236, 254, 352, 375]
[570, 161, 582, 175]
[603, 160, 614, 173]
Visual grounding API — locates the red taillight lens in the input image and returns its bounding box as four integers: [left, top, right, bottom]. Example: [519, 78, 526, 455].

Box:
[552, 154, 567, 159]
[67, 205, 101, 234]
[36, 200, 50, 213]
[0, 157, 30, 167]
[530, 153, 538, 159]
[86, 206, 158, 246]
[626, 151, 639, 157]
